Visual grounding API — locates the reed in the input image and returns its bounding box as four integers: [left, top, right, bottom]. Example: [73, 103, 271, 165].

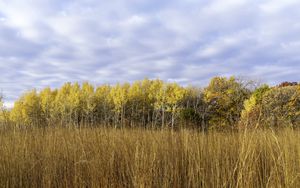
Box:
[0, 127, 299, 187]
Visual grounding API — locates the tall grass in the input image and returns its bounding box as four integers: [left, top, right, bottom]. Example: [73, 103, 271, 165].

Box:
[0, 127, 299, 187]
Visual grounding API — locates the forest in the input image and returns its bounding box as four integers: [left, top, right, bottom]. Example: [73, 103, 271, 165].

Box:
[0, 76, 299, 130]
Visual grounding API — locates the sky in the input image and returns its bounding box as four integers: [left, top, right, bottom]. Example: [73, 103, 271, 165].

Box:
[1, 0, 300, 107]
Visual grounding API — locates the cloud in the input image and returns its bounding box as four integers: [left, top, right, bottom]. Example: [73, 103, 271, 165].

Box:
[0, 0, 300, 107]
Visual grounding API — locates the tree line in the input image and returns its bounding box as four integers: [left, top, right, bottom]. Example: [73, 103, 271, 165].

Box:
[0, 77, 299, 129]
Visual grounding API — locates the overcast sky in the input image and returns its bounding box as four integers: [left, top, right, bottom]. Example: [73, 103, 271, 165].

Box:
[1, 0, 300, 106]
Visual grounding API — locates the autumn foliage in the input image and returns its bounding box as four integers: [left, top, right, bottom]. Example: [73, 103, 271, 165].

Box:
[1, 77, 299, 129]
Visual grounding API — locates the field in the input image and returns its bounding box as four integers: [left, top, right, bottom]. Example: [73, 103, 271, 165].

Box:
[0, 127, 300, 188]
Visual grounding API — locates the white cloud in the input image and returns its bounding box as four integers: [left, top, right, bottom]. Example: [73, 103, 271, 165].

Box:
[0, 0, 300, 104]
[259, 0, 299, 14]
[122, 15, 147, 27]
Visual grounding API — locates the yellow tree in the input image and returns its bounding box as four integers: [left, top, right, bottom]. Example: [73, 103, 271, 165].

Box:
[241, 84, 270, 127]
[40, 87, 57, 126]
[204, 76, 251, 128]
[140, 78, 154, 126]
[109, 83, 130, 127]
[164, 83, 186, 128]
[0, 95, 4, 123]
[10, 90, 43, 127]
[81, 82, 96, 125]
[127, 79, 155, 127]
[128, 80, 143, 126]
[261, 86, 299, 127]
[291, 85, 300, 126]
[0, 95, 10, 125]
[95, 84, 112, 125]
[68, 82, 82, 125]
[54, 82, 72, 126]
[10, 100, 24, 126]
[148, 79, 164, 127]
[148, 80, 186, 128]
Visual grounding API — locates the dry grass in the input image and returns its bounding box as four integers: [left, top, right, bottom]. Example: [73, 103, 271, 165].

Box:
[0, 127, 299, 188]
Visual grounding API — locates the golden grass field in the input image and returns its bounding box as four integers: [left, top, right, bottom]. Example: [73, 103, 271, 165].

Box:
[0, 127, 299, 188]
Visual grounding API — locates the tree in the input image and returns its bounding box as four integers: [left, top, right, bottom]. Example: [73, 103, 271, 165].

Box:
[180, 86, 207, 129]
[10, 90, 43, 127]
[241, 84, 270, 127]
[241, 85, 300, 128]
[81, 82, 96, 125]
[54, 82, 72, 126]
[9, 77, 289, 130]
[140, 78, 155, 127]
[204, 76, 251, 128]
[10, 100, 24, 126]
[148, 79, 164, 127]
[289, 85, 300, 126]
[95, 84, 112, 125]
[164, 83, 186, 129]
[0, 94, 10, 126]
[278, 81, 298, 88]
[127, 80, 144, 127]
[40, 87, 57, 126]
[109, 83, 130, 127]
[261, 86, 300, 127]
